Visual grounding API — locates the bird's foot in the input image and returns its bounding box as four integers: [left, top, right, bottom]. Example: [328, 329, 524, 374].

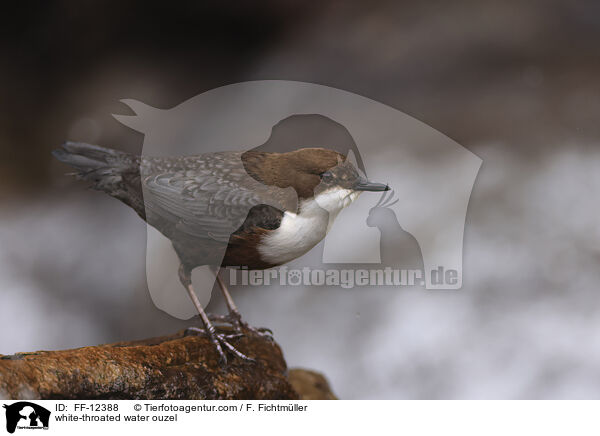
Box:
[208, 312, 273, 339]
[185, 326, 254, 365]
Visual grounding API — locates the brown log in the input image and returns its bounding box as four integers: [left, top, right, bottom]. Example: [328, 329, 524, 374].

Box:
[0, 330, 334, 400]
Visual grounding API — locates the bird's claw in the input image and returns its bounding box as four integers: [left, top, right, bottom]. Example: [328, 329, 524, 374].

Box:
[185, 310, 273, 364]
[185, 326, 254, 364]
[207, 312, 274, 339]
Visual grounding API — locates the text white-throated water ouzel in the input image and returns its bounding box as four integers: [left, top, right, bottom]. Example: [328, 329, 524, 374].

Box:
[53, 141, 389, 363]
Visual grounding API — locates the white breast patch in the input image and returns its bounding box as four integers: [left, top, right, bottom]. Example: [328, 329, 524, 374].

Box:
[257, 188, 360, 264]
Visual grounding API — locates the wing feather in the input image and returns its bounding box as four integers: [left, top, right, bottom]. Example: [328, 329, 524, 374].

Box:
[139, 153, 296, 243]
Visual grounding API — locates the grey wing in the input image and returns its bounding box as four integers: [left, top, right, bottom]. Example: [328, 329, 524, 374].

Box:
[140, 157, 296, 243]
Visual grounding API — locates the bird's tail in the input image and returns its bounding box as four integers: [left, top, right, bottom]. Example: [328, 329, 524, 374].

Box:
[53, 141, 146, 218]
[52, 141, 138, 191]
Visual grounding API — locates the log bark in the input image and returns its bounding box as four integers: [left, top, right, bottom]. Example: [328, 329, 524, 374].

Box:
[0, 330, 335, 400]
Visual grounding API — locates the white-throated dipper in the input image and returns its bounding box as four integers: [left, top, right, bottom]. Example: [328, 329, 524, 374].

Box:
[53, 141, 389, 363]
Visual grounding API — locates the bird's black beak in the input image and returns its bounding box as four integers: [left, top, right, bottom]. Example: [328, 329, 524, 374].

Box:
[354, 178, 390, 192]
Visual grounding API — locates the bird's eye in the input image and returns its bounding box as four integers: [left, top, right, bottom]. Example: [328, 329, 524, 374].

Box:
[320, 171, 333, 181]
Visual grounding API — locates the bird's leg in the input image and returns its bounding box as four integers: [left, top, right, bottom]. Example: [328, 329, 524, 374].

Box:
[211, 266, 273, 338]
[214, 268, 242, 323]
[178, 264, 253, 364]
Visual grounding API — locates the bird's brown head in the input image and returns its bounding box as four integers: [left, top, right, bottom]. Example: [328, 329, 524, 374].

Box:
[242, 147, 389, 200]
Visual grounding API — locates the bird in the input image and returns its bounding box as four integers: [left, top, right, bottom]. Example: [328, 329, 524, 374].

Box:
[53, 141, 389, 363]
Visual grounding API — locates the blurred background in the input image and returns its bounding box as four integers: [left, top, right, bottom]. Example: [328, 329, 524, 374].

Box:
[2, 0, 600, 399]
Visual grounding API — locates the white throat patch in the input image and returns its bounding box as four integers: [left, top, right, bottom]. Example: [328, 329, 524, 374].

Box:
[257, 188, 361, 264]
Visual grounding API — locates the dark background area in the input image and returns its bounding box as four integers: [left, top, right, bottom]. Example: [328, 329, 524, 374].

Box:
[1, 0, 600, 398]
[3, 0, 600, 194]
